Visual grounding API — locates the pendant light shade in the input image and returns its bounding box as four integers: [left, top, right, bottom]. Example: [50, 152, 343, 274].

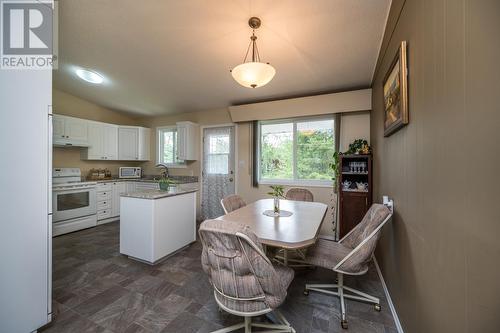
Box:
[231, 17, 275, 88]
[231, 61, 276, 88]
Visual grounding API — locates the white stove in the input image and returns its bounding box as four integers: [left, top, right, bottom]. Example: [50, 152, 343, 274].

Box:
[52, 168, 97, 236]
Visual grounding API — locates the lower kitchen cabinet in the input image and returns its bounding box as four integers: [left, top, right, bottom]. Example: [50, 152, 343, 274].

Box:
[95, 181, 197, 224]
[112, 182, 127, 217]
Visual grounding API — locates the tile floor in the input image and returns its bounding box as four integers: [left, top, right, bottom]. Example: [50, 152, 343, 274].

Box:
[41, 222, 397, 333]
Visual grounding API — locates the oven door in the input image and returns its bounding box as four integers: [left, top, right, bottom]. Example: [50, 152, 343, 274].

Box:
[52, 185, 97, 222]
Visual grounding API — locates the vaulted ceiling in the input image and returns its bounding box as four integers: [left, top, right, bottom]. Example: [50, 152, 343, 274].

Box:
[54, 0, 391, 116]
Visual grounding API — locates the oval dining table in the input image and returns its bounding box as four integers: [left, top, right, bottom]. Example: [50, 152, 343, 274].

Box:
[216, 198, 328, 265]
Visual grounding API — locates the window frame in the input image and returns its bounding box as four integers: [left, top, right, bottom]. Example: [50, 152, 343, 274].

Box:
[156, 126, 186, 168]
[257, 115, 335, 187]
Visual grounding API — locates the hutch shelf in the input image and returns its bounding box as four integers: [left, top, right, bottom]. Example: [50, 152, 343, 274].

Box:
[338, 154, 373, 239]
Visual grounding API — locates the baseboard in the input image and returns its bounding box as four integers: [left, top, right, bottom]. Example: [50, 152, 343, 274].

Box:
[373, 256, 404, 333]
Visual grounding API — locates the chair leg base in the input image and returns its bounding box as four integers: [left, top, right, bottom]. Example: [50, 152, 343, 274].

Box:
[274, 248, 313, 268]
[304, 273, 380, 329]
[210, 310, 295, 333]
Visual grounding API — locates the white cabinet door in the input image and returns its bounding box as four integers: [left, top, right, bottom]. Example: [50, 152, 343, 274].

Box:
[112, 182, 127, 217]
[64, 117, 88, 141]
[118, 127, 139, 160]
[176, 122, 199, 160]
[86, 122, 104, 159]
[52, 115, 65, 140]
[103, 124, 118, 160]
[138, 127, 150, 161]
[84, 123, 118, 160]
[177, 124, 186, 160]
[126, 182, 137, 193]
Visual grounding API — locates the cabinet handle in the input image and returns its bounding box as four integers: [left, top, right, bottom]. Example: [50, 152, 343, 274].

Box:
[365, 197, 368, 206]
[61, 135, 64, 138]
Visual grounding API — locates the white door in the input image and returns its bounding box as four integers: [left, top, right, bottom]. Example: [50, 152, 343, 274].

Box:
[112, 182, 127, 217]
[87, 122, 104, 159]
[52, 115, 65, 139]
[64, 117, 88, 141]
[201, 126, 235, 219]
[103, 124, 119, 160]
[118, 127, 139, 160]
[137, 127, 150, 161]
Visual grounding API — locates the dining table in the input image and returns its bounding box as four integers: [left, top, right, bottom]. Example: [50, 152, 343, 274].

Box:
[217, 198, 328, 265]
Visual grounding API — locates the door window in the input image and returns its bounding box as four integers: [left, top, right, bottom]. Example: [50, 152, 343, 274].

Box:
[207, 134, 230, 174]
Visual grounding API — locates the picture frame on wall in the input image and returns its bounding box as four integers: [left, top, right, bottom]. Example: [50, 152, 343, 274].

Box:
[383, 41, 408, 137]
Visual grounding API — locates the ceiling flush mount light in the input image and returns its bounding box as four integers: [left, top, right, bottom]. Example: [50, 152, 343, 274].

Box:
[76, 68, 104, 84]
[231, 17, 275, 88]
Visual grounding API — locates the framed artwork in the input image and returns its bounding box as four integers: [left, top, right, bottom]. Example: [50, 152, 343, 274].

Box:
[383, 41, 408, 137]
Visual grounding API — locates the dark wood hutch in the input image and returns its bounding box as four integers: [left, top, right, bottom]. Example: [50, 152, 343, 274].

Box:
[338, 154, 373, 239]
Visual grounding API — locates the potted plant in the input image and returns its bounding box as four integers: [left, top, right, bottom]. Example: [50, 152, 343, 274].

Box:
[345, 139, 371, 155]
[158, 177, 177, 191]
[267, 185, 285, 214]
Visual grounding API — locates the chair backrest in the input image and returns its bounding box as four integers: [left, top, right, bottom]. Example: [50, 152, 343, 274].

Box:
[285, 188, 314, 202]
[336, 204, 392, 274]
[220, 194, 246, 214]
[199, 219, 288, 314]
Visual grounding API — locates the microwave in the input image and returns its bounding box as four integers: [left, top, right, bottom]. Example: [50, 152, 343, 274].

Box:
[119, 167, 142, 179]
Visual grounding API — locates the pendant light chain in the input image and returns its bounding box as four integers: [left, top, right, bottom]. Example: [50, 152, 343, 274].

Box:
[243, 30, 261, 63]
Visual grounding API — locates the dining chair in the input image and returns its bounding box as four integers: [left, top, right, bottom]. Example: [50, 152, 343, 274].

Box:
[199, 219, 296, 333]
[303, 202, 393, 329]
[274, 188, 314, 267]
[285, 188, 314, 202]
[220, 194, 246, 214]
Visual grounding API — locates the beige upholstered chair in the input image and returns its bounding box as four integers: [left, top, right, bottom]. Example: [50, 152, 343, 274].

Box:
[274, 188, 313, 267]
[220, 194, 246, 214]
[285, 188, 314, 202]
[199, 219, 296, 333]
[304, 202, 393, 329]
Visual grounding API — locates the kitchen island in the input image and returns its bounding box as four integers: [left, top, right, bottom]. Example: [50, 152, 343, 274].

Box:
[119, 188, 197, 264]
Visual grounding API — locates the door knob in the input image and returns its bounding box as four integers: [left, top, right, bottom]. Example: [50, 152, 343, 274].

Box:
[229, 178, 233, 182]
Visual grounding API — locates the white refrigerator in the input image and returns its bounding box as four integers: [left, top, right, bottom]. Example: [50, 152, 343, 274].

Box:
[0, 69, 52, 329]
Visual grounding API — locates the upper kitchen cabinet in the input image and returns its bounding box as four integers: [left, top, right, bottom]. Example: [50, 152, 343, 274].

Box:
[82, 122, 118, 160]
[118, 126, 150, 161]
[176, 121, 199, 160]
[53, 114, 89, 146]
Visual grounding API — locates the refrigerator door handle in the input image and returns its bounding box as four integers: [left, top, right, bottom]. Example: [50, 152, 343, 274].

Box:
[48, 112, 53, 214]
[47, 110, 53, 319]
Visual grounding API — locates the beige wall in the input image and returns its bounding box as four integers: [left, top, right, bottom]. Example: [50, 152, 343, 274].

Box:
[228, 89, 371, 122]
[339, 112, 370, 152]
[52, 89, 144, 176]
[371, 0, 500, 332]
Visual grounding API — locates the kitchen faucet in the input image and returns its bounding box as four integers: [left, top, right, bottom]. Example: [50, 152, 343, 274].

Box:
[155, 163, 170, 179]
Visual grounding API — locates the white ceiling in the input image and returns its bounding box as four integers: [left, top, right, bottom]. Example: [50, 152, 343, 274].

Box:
[54, 0, 391, 116]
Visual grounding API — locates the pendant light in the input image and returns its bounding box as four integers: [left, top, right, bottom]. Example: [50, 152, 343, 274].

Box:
[231, 17, 275, 88]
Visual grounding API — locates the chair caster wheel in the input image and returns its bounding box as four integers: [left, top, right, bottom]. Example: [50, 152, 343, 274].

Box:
[303, 289, 309, 296]
[374, 304, 381, 312]
[341, 320, 348, 329]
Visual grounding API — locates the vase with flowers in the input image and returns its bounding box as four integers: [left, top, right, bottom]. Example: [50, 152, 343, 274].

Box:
[267, 185, 285, 214]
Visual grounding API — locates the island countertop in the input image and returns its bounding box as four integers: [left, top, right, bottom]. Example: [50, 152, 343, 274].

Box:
[121, 188, 198, 200]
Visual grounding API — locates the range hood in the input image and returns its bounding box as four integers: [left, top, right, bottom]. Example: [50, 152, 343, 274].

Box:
[53, 138, 90, 147]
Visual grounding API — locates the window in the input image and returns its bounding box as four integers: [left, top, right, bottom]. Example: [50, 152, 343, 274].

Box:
[259, 117, 335, 185]
[157, 127, 185, 167]
[207, 134, 230, 174]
